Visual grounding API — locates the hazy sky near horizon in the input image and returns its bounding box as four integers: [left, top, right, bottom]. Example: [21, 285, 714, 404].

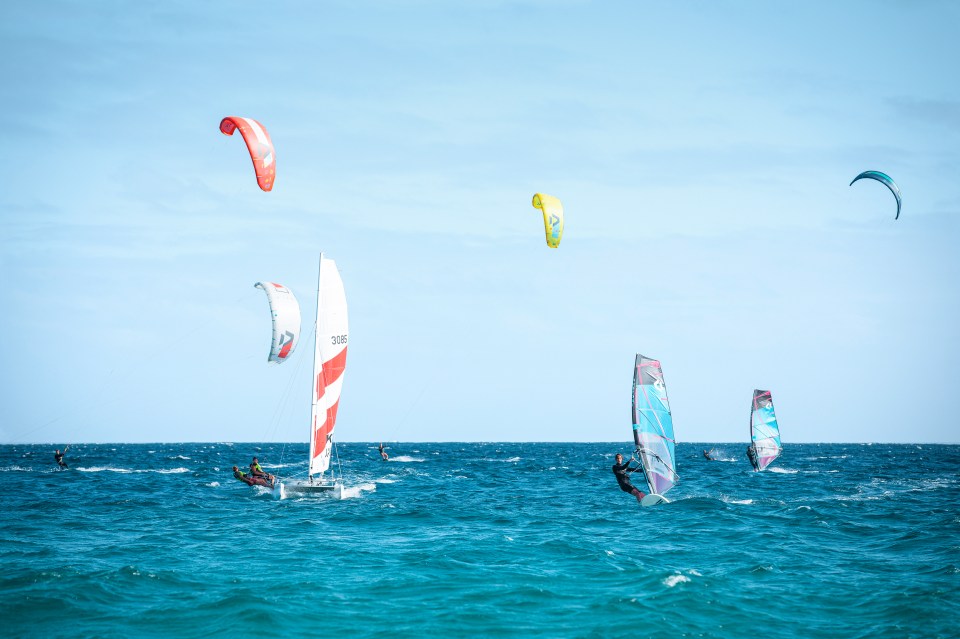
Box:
[2, 1, 958, 445]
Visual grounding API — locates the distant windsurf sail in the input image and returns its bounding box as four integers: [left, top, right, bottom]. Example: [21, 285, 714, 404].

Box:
[750, 389, 782, 471]
[631, 354, 679, 496]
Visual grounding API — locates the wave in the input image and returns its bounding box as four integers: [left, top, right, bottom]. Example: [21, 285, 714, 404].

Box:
[663, 573, 691, 587]
[76, 466, 191, 474]
[340, 482, 377, 499]
[767, 467, 798, 474]
[390, 456, 425, 463]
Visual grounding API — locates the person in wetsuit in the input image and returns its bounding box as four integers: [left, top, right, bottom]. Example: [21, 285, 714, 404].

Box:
[54, 447, 68, 470]
[249, 457, 275, 484]
[612, 453, 646, 504]
[233, 465, 271, 487]
[746, 445, 759, 471]
[702, 449, 714, 461]
[379, 443, 389, 461]
[232, 466, 253, 485]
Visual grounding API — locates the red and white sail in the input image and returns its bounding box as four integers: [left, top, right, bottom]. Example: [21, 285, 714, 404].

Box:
[219, 116, 276, 192]
[308, 255, 348, 477]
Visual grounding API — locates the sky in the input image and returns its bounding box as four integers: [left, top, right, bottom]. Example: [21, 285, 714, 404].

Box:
[2, 1, 958, 444]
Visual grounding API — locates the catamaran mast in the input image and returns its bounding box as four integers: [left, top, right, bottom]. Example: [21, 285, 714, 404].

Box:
[308, 253, 324, 482]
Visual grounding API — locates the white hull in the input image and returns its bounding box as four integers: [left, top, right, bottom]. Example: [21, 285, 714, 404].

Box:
[279, 480, 342, 499]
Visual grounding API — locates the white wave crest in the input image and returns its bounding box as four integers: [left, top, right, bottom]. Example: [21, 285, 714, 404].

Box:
[339, 482, 377, 499]
[76, 466, 190, 474]
[390, 456, 425, 463]
[768, 467, 798, 474]
[663, 574, 691, 587]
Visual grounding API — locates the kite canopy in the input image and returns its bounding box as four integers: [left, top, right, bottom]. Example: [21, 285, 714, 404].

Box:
[254, 282, 301, 364]
[850, 170, 901, 220]
[531, 193, 564, 248]
[220, 116, 276, 192]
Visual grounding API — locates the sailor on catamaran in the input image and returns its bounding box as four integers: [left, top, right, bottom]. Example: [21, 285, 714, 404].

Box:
[54, 446, 69, 470]
[233, 465, 274, 488]
[612, 453, 646, 504]
[249, 457, 275, 483]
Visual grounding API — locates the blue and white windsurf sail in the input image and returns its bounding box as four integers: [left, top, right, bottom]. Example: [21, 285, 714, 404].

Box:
[750, 389, 782, 471]
[631, 354, 679, 496]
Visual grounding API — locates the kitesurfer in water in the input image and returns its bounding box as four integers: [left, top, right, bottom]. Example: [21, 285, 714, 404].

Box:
[379, 443, 389, 461]
[54, 447, 68, 470]
[612, 453, 646, 504]
[702, 449, 715, 461]
[249, 457, 275, 484]
[746, 445, 759, 471]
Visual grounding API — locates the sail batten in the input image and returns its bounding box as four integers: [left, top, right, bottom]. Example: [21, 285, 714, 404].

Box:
[631, 354, 678, 496]
[750, 389, 782, 471]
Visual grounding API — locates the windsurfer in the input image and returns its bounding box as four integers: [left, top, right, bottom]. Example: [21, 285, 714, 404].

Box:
[746, 445, 759, 471]
[249, 457, 275, 483]
[54, 447, 68, 469]
[612, 453, 646, 504]
[379, 443, 389, 461]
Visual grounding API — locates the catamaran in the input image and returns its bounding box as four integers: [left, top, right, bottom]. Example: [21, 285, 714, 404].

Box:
[631, 354, 679, 506]
[748, 389, 782, 471]
[276, 254, 349, 498]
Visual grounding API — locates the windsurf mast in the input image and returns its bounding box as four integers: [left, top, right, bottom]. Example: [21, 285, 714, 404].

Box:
[631, 354, 679, 496]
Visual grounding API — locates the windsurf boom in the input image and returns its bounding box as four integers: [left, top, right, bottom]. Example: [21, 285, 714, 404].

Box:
[631, 354, 679, 498]
[749, 389, 782, 471]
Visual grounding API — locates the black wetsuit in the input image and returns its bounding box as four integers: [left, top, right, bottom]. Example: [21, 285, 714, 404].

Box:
[54, 452, 67, 469]
[612, 461, 643, 494]
[746, 446, 759, 470]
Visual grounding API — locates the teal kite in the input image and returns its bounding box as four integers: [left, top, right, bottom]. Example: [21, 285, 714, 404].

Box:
[850, 170, 901, 220]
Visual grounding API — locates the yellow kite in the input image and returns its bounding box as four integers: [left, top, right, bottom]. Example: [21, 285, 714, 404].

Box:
[531, 193, 564, 248]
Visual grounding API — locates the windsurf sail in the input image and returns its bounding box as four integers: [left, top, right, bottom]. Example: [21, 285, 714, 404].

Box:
[750, 389, 782, 471]
[631, 354, 679, 496]
[308, 254, 348, 478]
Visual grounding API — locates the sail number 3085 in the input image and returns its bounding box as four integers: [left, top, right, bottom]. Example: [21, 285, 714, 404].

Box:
[331, 334, 348, 345]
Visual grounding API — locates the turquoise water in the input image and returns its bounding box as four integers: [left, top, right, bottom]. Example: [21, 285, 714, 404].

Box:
[3, 443, 958, 638]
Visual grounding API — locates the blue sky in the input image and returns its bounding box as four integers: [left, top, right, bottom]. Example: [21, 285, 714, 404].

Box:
[2, 1, 958, 444]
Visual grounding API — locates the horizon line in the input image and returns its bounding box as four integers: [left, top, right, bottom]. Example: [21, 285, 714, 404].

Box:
[5, 441, 958, 446]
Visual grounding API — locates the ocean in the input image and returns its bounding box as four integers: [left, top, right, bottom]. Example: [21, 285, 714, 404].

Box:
[2, 442, 957, 638]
